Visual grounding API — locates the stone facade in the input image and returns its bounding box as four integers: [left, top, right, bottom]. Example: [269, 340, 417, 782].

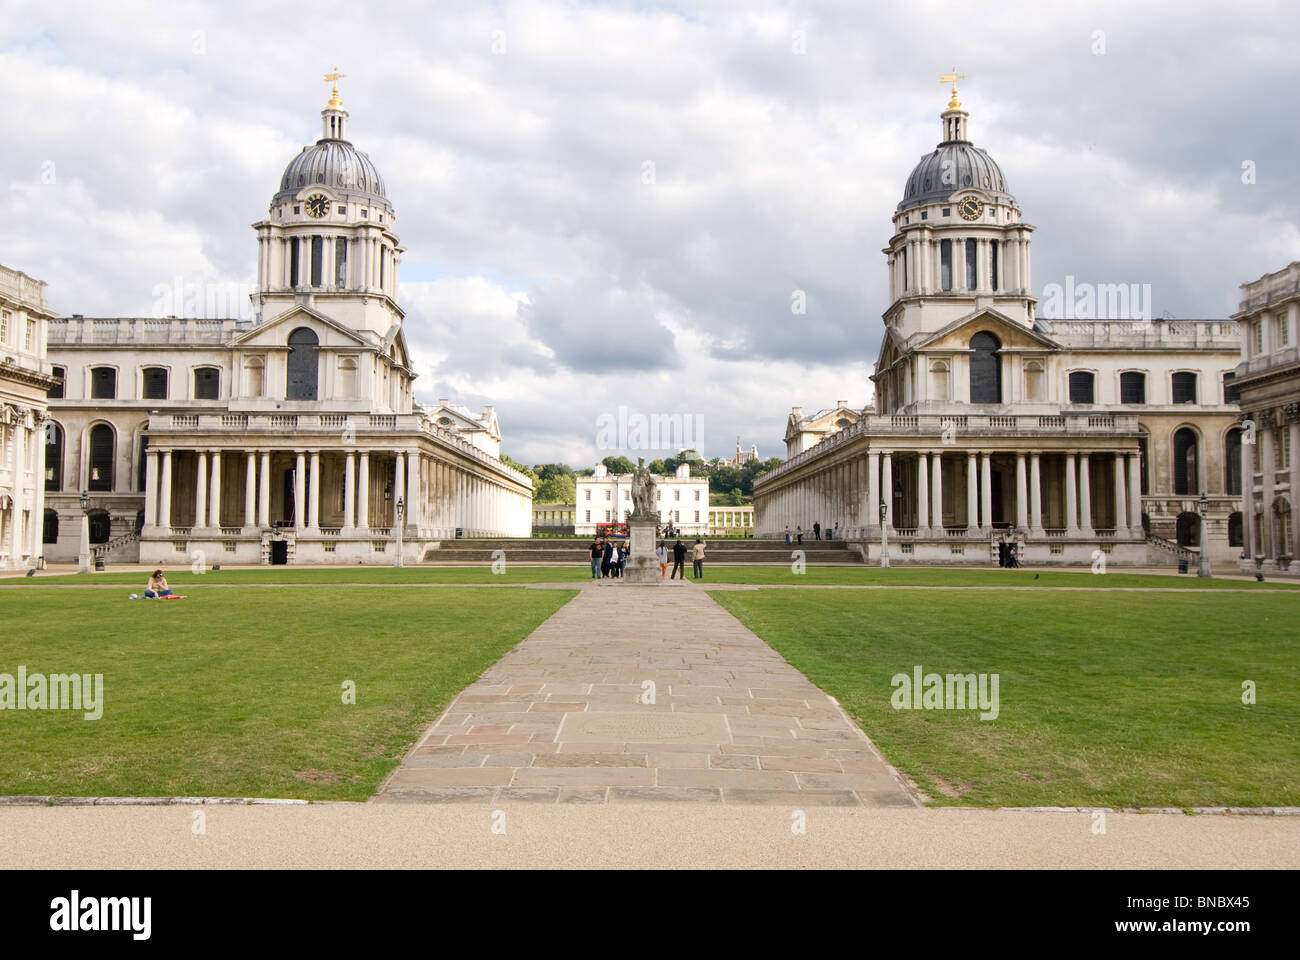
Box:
[0, 264, 58, 569]
[754, 89, 1241, 567]
[1231, 261, 1300, 576]
[41, 88, 532, 565]
[575, 463, 709, 535]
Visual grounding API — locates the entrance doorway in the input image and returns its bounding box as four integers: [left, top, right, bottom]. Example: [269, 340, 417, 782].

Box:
[282, 468, 296, 526]
[270, 539, 288, 565]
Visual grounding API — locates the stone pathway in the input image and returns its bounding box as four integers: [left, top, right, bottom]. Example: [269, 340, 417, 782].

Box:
[375, 580, 917, 806]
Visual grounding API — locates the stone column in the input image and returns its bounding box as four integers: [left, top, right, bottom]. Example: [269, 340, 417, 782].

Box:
[881, 453, 893, 528]
[159, 450, 173, 528]
[980, 451, 992, 532]
[309, 450, 321, 529]
[406, 452, 420, 534]
[258, 451, 271, 528]
[357, 450, 370, 531]
[344, 452, 356, 531]
[1015, 452, 1028, 531]
[867, 452, 880, 534]
[144, 449, 159, 528]
[966, 452, 978, 533]
[916, 452, 929, 533]
[1065, 452, 1079, 535]
[209, 450, 222, 528]
[1113, 453, 1128, 534]
[244, 452, 256, 530]
[394, 451, 406, 527]
[195, 451, 208, 529]
[1292, 418, 1300, 559]
[1128, 452, 1143, 535]
[1078, 453, 1094, 536]
[1029, 453, 1043, 533]
[931, 452, 943, 534]
[1260, 424, 1275, 558]
[294, 451, 306, 532]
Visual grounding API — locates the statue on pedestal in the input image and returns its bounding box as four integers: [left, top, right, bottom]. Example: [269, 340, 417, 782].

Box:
[630, 457, 658, 520]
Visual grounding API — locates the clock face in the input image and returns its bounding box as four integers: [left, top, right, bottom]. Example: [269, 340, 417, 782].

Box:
[957, 196, 984, 221]
[305, 194, 330, 218]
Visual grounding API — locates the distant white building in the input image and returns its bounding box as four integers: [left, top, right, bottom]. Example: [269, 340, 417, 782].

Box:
[575, 462, 709, 535]
[0, 264, 58, 569]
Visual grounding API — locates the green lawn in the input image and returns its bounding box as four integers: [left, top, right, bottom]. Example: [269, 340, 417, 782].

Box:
[0, 587, 574, 800]
[710, 588, 1300, 808]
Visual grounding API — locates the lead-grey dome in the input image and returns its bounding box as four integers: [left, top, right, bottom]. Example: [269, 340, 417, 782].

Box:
[897, 141, 1014, 213]
[273, 137, 392, 211]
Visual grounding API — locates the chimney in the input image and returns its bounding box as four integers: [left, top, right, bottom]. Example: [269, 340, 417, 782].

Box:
[836, 400, 847, 408]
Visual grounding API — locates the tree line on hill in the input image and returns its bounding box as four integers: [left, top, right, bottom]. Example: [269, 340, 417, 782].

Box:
[499, 450, 785, 505]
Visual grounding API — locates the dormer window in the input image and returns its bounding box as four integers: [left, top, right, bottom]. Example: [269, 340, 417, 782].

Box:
[293, 205, 301, 215]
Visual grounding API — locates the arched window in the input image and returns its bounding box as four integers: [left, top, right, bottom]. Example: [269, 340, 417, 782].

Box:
[244, 357, 265, 398]
[1227, 511, 1243, 548]
[286, 327, 320, 400]
[969, 331, 1002, 404]
[88, 424, 114, 492]
[1068, 371, 1095, 404]
[43, 509, 58, 544]
[1225, 427, 1243, 496]
[1173, 427, 1198, 495]
[193, 367, 220, 400]
[88, 509, 111, 544]
[90, 367, 117, 400]
[142, 366, 169, 400]
[44, 421, 63, 491]
[1172, 371, 1198, 404]
[1023, 360, 1044, 402]
[1120, 371, 1146, 404]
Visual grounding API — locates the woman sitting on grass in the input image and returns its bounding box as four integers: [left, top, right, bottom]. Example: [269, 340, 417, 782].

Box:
[144, 569, 174, 599]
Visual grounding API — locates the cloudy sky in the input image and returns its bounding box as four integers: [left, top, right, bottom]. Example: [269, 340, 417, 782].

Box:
[3, 0, 1298, 466]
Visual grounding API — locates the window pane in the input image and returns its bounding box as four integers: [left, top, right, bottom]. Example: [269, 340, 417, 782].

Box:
[143, 367, 168, 400]
[311, 236, 323, 287]
[194, 368, 219, 400]
[91, 367, 116, 400]
[1120, 371, 1145, 404]
[1172, 372, 1197, 404]
[48, 366, 65, 399]
[965, 238, 976, 289]
[1068, 372, 1095, 404]
[1223, 373, 1239, 404]
[335, 238, 347, 286]
[940, 240, 952, 291]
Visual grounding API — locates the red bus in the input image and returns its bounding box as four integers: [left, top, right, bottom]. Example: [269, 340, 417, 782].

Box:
[595, 521, 629, 539]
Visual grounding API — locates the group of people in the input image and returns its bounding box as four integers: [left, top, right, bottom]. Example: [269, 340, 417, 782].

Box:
[783, 521, 839, 544]
[587, 537, 707, 580]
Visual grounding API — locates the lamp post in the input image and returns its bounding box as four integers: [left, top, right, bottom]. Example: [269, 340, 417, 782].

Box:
[394, 496, 405, 568]
[879, 499, 890, 568]
[1197, 491, 1212, 578]
[77, 490, 91, 574]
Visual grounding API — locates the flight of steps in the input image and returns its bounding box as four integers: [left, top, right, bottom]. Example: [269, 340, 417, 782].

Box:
[422, 537, 861, 565]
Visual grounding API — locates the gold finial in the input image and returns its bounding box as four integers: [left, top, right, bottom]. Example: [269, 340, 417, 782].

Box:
[940, 68, 967, 109]
[324, 66, 345, 108]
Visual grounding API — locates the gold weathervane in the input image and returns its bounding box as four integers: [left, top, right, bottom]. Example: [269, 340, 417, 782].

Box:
[324, 66, 345, 108]
[940, 68, 967, 109]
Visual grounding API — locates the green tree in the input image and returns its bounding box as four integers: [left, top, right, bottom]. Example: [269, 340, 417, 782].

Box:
[533, 463, 574, 482]
[534, 473, 576, 504]
[728, 487, 745, 505]
[601, 455, 635, 474]
[500, 455, 538, 484]
[648, 459, 667, 475]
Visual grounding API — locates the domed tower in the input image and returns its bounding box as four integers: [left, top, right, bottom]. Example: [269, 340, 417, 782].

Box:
[251, 74, 405, 338]
[883, 79, 1036, 340]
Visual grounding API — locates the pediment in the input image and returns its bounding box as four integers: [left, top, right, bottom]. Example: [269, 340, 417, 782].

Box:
[234, 304, 367, 347]
[914, 308, 1061, 353]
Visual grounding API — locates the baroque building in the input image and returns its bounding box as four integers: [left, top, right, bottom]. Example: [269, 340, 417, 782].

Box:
[575, 462, 709, 536]
[42, 82, 532, 565]
[0, 264, 57, 569]
[1231, 261, 1300, 575]
[754, 84, 1242, 566]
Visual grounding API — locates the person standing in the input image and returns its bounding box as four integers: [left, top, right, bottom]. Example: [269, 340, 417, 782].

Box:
[602, 539, 614, 578]
[691, 538, 707, 580]
[671, 539, 687, 579]
[833, 522, 840, 540]
[656, 541, 669, 579]
[589, 538, 602, 579]
[796, 525, 803, 544]
[610, 542, 622, 578]
[813, 521, 821, 541]
[784, 525, 792, 544]
[618, 542, 628, 578]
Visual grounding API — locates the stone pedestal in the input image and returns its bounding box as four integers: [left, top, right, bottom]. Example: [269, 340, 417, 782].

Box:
[624, 518, 661, 585]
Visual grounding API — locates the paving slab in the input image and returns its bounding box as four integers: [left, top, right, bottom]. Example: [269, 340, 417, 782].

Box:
[374, 581, 917, 806]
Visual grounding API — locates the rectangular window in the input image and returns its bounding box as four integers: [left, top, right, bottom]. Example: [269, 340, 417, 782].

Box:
[990, 240, 999, 292]
[90, 367, 117, 400]
[605, 510, 610, 522]
[25, 319, 35, 351]
[694, 490, 700, 500]
[1171, 371, 1197, 404]
[310, 236, 324, 287]
[674, 510, 680, 521]
[965, 238, 977, 290]
[604, 489, 610, 500]
[1278, 429, 1291, 469]
[920, 211, 928, 220]
[1278, 316, 1290, 347]
[1119, 371, 1146, 404]
[1223, 373, 1239, 404]
[335, 238, 347, 286]
[901, 247, 908, 292]
[0, 309, 9, 342]
[289, 238, 300, 286]
[694, 511, 700, 522]
[380, 246, 387, 289]
[142, 367, 169, 400]
[1068, 371, 1095, 404]
[674, 489, 680, 501]
[48, 365, 65, 399]
[584, 489, 590, 500]
[940, 240, 952, 291]
[194, 368, 219, 400]
[585, 510, 590, 521]
[1253, 321, 1263, 355]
